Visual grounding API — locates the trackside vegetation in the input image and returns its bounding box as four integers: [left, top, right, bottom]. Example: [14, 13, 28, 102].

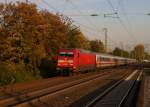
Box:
[0, 2, 105, 85]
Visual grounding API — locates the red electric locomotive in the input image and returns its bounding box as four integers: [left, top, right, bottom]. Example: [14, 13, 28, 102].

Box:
[56, 48, 96, 75]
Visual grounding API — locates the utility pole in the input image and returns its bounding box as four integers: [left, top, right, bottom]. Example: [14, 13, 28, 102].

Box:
[26, 0, 28, 3]
[5, 0, 7, 4]
[103, 28, 108, 53]
[120, 42, 124, 57]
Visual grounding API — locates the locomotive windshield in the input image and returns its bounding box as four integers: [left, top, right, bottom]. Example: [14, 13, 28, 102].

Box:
[59, 52, 74, 57]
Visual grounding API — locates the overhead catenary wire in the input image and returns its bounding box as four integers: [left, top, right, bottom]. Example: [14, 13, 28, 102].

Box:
[106, 0, 117, 12]
[106, 0, 137, 43]
[104, 0, 138, 51]
[35, 0, 105, 41]
[22, 0, 139, 50]
[42, 0, 61, 13]
[66, 0, 104, 38]
[7, 0, 134, 49]
[76, 21, 119, 48]
[69, 0, 120, 50]
[66, 0, 120, 51]
[119, 0, 135, 40]
[116, 0, 123, 11]
[33, 0, 104, 40]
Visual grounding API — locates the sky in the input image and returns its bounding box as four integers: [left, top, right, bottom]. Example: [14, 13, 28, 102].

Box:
[1, 0, 150, 52]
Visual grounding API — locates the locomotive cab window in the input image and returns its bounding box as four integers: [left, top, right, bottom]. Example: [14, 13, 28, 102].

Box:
[59, 52, 74, 57]
[67, 52, 74, 57]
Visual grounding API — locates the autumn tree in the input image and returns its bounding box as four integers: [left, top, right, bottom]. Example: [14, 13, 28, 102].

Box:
[0, 2, 50, 71]
[144, 52, 150, 60]
[0, 2, 94, 84]
[0, 2, 69, 83]
[130, 50, 136, 59]
[67, 26, 90, 49]
[58, 15, 90, 50]
[132, 44, 145, 61]
[40, 12, 71, 56]
[90, 40, 105, 53]
[76, 32, 90, 49]
[0, 2, 76, 66]
[112, 47, 129, 58]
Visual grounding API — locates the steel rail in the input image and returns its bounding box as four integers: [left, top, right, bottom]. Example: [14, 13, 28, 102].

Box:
[0, 70, 120, 107]
[85, 78, 123, 107]
[118, 71, 143, 107]
[86, 70, 141, 107]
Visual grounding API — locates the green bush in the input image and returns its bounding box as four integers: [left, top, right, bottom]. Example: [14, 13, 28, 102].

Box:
[0, 62, 42, 86]
[39, 58, 57, 78]
[0, 63, 15, 85]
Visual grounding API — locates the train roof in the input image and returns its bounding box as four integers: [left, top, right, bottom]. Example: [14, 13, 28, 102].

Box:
[59, 48, 94, 54]
[58, 48, 135, 60]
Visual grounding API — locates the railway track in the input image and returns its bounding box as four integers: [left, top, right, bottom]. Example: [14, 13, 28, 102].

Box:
[84, 70, 142, 107]
[0, 69, 128, 107]
[0, 70, 115, 99]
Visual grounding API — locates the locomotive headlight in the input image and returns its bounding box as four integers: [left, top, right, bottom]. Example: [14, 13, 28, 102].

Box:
[58, 63, 61, 65]
[58, 60, 64, 62]
[68, 60, 73, 63]
[56, 67, 60, 70]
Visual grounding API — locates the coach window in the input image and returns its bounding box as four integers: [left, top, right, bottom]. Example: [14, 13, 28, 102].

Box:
[100, 57, 103, 61]
[99, 57, 101, 61]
